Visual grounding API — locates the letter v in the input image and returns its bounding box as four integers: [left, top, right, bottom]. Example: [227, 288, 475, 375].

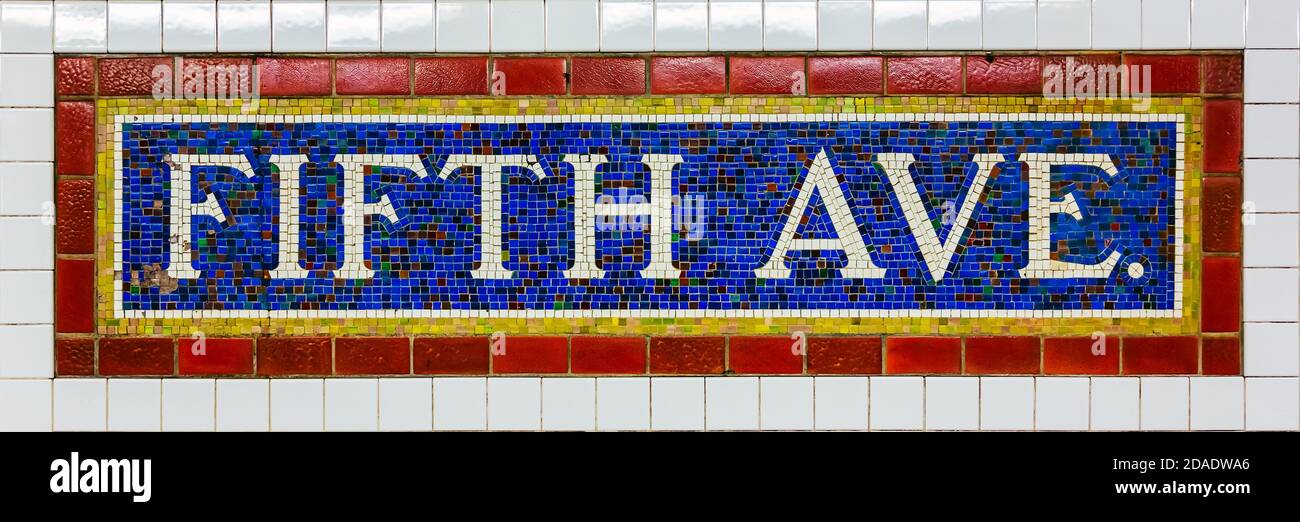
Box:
[876, 153, 1001, 282]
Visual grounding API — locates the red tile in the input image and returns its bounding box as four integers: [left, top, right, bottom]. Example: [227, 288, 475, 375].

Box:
[99, 338, 174, 376]
[807, 337, 882, 374]
[179, 338, 253, 375]
[885, 337, 961, 374]
[336, 57, 410, 95]
[492, 58, 567, 95]
[571, 337, 645, 374]
[1202, 336, 1241, 375]
[1042, 53, 1122, 72]
[650, 56, 726, 94]
[414, 337, 489, 374]
[1204, 99, 1243, 173]
[649, 337, 724, 374]
[177, 57, 255, 95]
[1123, 336, 1199, 375]
[571, 57, 646, 95]
[336, 337, 410, 375]
[1202, 256, 1242, 333]
[808, 56, 883, 95]
[256, 58, 332, 96]
[1041, 54, 1125, 98]
[56, 57, 95, 96]
[55, 101, 95, 176]
[492, 336, 568, 374]
[1044, 336, 1120, 375]
[966, 56, 1042, 94]
[56, 179, 94, 254]
[1123, 54, 1201, 93]
[256, 337, 331, 376]
[729, 336, 803, 374]
[55, 259, 94, 334]
[964, 336, 1041, 374]
[56, 338, 95, 376]
[886, 56, 963, 95]
[1202, 177, 1242, 253]
[730, 56, 805, 95]
[98, 57, 171, 96]
[414, 57, 488, 95]
[1203, 54, 1243, 94]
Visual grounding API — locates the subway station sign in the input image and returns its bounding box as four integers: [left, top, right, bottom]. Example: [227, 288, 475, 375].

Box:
[108, 109, 1185, 321]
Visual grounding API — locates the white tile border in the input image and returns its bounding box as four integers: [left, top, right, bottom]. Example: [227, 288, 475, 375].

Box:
[0, 0, 1294, 432]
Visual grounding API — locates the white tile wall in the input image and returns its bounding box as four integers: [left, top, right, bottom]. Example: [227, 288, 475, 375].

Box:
[982, 0, 1035, 50]
[927, 0, 981, 50]
[432, 377, 487, 430]
[107, 378, 161, 431]
[270, 379, 323, 431]
[1, 1, 55, 53]
[491, 0, 546, 52]
[1035, 377, 1089, 430]
[549, 0, 601, 51]
[216, 0, 271, 52]
[650, 376, 704, 430]
[216, 379, 268, 431]
[1091, 377, 1140, 430]
[378, 378, 432, 431]
[759, 376, 814, 430]
[1190, 377, 1245, 430]
[603, 0, 655, 51]
[0, 379, 52, 431]
[870, 376, 923, 430]
[873, 0, 927, 50]
[818, 0, 872, 50]
[656, 0, 708, 51]
[981, 377, 1034, 430]
[53, 0, 107, 52]
[487, 377, 541, 431]
[1192, 0, 1245, 49]
[1140, 377, 1190, 431]
[596, 377, 650, 430]
[327, 0, 382, 52]
[1037, 0, 1090, 50]
[162, 378, 214, 431]
[107, 0, 162, 53]
[813, 377, 869, 430]
[324, 378, 378, 431]
[705, 376, 759, 430]
[436, 0, 489, 52]
[765, 0, 818, 51]
[541, 377, 596, 431]
[271, 0, 326, 52]
[54, 378, 106, 431]
[0, 325, 53, 378]
[924, 376, 979, 430]
[162, 0, 216, 52]
[1142, 0, 1192, 49]
[381, 0, 436, 52]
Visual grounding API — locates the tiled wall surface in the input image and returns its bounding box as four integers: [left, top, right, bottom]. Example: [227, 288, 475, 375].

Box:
[1, 0, 1298, 431]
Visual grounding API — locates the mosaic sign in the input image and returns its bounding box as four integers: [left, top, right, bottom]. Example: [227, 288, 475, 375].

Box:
[102, 99, 1193, 334]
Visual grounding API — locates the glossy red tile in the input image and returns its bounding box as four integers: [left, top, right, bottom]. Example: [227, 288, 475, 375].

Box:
[1202, 176, 1242, 253]
[885, 337, 961, 374]
[56, 338, 95, 376]
[1202, 256, 1242, 334]
[966, 56, 1042, 94]
[336, 57, 410, 95]
[808, 56, 883, 95]
[99, 337, 174, 376]
[256, 58, 332, 96]
[886, 56, 963, 94]
[807, 337, 882, 374]
[56, 57, 95, 96]
[730, 56, 805, 95]
[179, 338, 254, 375]
[413, 337, 489, 374]
[728, 336, 803, 374]
[964, 336, 1040, 374]
[650, 56, 726, 94]
[256, 337, 331, 376]
[571, 57, 646, 95]
[571, 337, 646, 374]
[56, 179, 94, 254]
[1204, 99, 1243, 173]
[1202, 336, 1241, 375]
[55, 101, 94, 176]
[335, 337, 410, 374]
[1122, 336, 1200, 375]
[1044, 336, 1120, 375]
[55, 259, 93, 334]
[414, 57, 488, 95]
[1123, 54, 1201, 93]
[492, 58, 567, 95]
[649, 337, 725, 374]
[1203, 54, 1243, 94]
[492, 336, 568, 374]
[98, 57, 170, 96]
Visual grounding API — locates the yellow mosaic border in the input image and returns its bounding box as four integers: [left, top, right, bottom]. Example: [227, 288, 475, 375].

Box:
[95, 96, 1203, 336]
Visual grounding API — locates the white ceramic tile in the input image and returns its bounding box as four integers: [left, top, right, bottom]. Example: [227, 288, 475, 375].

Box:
[1143, 0, 1192, 49]
[0, 108, 52, 162]
[818, 0, 872, 50]
[1244, 268, 1300, 321]
[326, 0, 380, 52]
[759, 376, 813, 430]
[655, 0, 707, 51]
[542, 377, 596, 431]
[924, 376, 978, 430]
[54, 378, 105, 431]
[981, 0, 1035, 50]
[0, 270, 51, 324]
[1245, 322, 1300, 376]
[270, 379, 323, 432]
[764, 0, 817, 51]
[487, 377, 540, 431]
[0, 217, 53, 270]
[1036, 377, 1089, 430]
[0, 54, 54, 108]
[108, 379, 161, 431]
[874, 0, 927, 50]
[1245, 214, 1300, 267]
[1246, 0, 1300, 49]
[1091, 377, 1139, 430]
[1140, 377, 1190, 431]
[1245, 50, 1300, 103]
[381, 0, 435, 52]
[651, 377, 704, 430]
[436, 0, 489, 52]
[1192, 0, 1246, 48]
[1245, 377, 1299, 429]
[0, 379, 51, 431]
[547, 0, 599, 51]
[432, 377, 487, 430]
[0, 163, 53, 217]
[1037, 0, 1091, 49]
[981, 377, 1034, 430]
[928, 0, 981, 50]
[869, 376, 923, 430]
[490, 0, 545, 52]
[813, 377, 868, 430]
[1244, 104, 1300, 158]
[378, 378, 432, 431]
[1, 1, 54, 53]
[215, 379, 268, 431]
[1091, 0, 1141, 50]
[162, 378, 214, 431]
[107, 0, 162, 52]
[1244, 159, 1300, 213]
[602, 0, 654, 51]
[596, 377, 650, 431]
[708, 0, 762, 50]
[54, 0, 107, 52]
[0, 325, 52, 378]
[1190, 377, 1245, 430]
[705, 376, 759, 430]
[324, 378, 378, 431]
[271, 0, 325, 52]
[216, 0, 270, 52]
[162, 0, 215, 52]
